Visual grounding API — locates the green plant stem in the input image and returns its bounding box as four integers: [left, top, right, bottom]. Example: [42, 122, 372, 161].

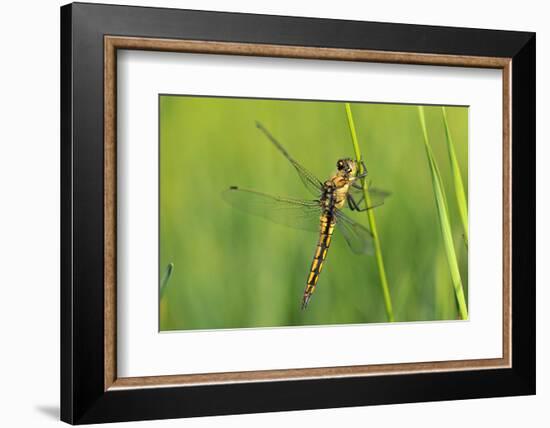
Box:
[345, 103, 395, 322]
[418, 106, 468, 320]
[442, 107, 468, 247]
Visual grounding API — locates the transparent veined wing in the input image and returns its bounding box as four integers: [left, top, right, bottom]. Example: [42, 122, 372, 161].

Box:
[348, 185, 391, 211]
[255, 121, 324, 196]
[222, 186, 322, 232]
[334, 210, 374, 254]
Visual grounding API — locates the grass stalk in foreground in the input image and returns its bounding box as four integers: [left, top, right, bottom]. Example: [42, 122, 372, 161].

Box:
[441, 107, 469, 247]
[345, 103, 395, 322]
[160, 262, 174, 300]
[418, 106, 468, 320]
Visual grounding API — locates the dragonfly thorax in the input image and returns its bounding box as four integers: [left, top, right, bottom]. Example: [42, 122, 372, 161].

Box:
[321, 178, 350, 211]
[324, 161, 359, 211]
[320, 181, 336, 211]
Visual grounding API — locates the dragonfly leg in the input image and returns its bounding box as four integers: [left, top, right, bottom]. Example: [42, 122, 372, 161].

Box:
[355, 161, 368, 179]
[352, 179, 373, 190]
[347, 193, 373, 212]
[347, 193, 362, 211]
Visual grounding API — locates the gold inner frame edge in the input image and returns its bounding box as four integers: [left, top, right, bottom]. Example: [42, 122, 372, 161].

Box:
[104, 35, 512, 391]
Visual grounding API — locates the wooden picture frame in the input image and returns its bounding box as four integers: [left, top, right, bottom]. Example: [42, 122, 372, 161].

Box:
[61, 2, 535, 424]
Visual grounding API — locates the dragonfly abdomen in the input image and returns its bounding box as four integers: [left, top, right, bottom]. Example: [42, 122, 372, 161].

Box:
[302, 213, 336, 309]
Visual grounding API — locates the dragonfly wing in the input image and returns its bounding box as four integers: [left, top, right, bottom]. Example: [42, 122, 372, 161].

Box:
[349, 185, 391, 210]
[222, 186, 321, 232]
[256, 122, 324, 196]
[334, 210, 374, 254]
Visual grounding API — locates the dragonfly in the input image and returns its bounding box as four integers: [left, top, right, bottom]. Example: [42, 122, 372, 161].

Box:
[223, 122, 389, 309]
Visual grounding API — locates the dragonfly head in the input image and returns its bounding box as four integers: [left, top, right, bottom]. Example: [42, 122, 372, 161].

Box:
[336, 158, 359, 178]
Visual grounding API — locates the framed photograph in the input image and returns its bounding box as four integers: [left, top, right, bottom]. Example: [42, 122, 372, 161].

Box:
[60, 2, 535, 424]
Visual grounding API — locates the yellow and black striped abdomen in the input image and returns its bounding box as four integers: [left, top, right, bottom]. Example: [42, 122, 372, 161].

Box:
[301, 214, 335, 309]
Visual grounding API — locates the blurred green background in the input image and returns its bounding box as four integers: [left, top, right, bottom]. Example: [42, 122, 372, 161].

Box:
[159, 95, 468, 331]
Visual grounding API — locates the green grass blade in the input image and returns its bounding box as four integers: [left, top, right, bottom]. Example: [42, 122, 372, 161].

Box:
[345, 103, 395, 322]
[160, 262, 174, 300]
[418, 106, 468, 320]
[442, 107, 468, 247]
